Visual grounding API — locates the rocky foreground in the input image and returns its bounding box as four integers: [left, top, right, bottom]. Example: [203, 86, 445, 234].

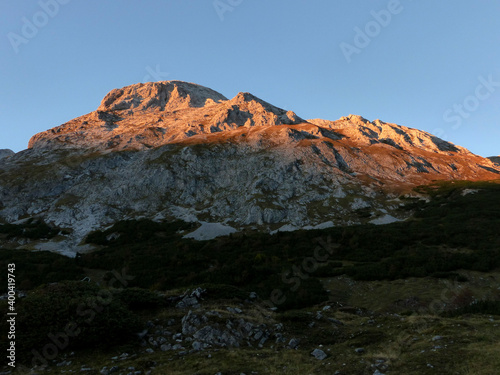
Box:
[8, 273, 500, 375]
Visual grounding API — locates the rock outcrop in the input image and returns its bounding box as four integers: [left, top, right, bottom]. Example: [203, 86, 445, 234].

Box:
[488, 156, 500, 165]
[0, 149, 14, 160]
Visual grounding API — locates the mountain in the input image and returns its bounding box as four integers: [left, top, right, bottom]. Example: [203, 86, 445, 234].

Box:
[1, 81, 499, 256]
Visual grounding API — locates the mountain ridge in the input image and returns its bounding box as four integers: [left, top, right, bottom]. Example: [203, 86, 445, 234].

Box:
[28, 81, 304, 151]
[25, 80, 500, 186]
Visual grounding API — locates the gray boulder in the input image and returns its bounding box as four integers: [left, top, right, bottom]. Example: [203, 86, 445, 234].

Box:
[288, 338, 300, 349]
[311, 348, 327, 360]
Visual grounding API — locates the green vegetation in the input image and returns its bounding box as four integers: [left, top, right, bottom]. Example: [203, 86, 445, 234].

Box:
[0, 249, 84, 290]
[0, 218, 59, 240]
[445, 300, 500, 317]
[84, 219, 195, 246]
[0, 281, 142, 362]
[1, 180, 500, 373]
[79, 180, 500, 309]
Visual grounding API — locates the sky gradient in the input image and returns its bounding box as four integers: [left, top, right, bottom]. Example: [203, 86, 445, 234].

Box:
[1, 0, 499, 156]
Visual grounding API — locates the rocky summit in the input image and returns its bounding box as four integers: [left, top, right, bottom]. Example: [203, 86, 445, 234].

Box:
[28, 81, 303, 151]
[1, 80, 499, 255]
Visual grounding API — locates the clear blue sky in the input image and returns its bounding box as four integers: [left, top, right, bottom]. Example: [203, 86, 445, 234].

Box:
[1, 0, 499, 156]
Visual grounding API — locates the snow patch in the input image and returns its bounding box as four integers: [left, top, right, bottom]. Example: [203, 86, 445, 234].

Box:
[461, 189, 479, 196]
[272, 221, 335, 234]
[369, 214, 401, 225]
[313, 221, 335, 230]
[270, 224, 300, 234]
[303, 221, 335, 230]
[33, 240, 95, 258]
[183, 222, 237, 240]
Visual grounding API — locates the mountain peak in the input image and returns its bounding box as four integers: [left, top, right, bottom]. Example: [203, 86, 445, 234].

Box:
[342, 114, 370, 123]
[97, 81, 228, 112]
[223, 91, 304, 126]
[28, 81, 305, 150]
[233, 92, 259, 102]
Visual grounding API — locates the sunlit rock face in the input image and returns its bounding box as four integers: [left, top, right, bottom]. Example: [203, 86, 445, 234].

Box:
[1, 81, 499, 255]
[28, 81, 304, 151]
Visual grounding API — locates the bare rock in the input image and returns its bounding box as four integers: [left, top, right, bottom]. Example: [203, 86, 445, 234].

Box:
[311, 348, 327, 360]
[0, 149, 14, 160]
[288, 338, 300, 349]
[488, 156, 500, 165]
